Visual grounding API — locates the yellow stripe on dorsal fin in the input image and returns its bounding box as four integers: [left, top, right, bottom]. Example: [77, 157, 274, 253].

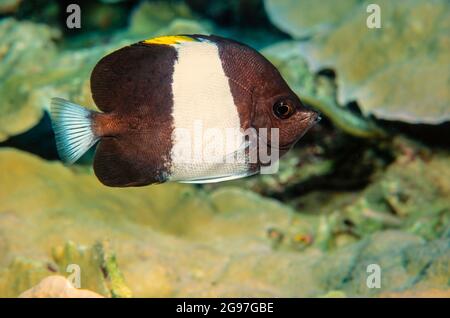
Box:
[142, 35, 196, 46]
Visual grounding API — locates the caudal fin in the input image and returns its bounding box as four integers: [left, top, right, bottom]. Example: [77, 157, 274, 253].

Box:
[50, 98, 99, 164]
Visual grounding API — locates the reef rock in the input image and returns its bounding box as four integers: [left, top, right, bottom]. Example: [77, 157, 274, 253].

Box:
[265, 0, 450, 124]
[0, 148, 449, 297]
[262, 41, 383, 137]
[19, 276, 103, 298]
[0, 18, 58, 142]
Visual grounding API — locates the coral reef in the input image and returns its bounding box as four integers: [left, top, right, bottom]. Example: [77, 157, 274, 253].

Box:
[19, 276, 103, 298]
[0, 149, 448, 297]
[265, 0, 450, 124]
[0, 0, 449, 298]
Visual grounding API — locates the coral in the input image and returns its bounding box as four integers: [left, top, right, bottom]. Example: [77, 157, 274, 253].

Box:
[19, 276, 103, 298]
[1, 1, 449, 298]
[262, 41, 385, 138]
[265, 0, 450, 124]
[0, 148, 448, 297]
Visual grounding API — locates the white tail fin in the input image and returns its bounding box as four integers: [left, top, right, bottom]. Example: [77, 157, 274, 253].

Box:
[50, 98, 99, 164]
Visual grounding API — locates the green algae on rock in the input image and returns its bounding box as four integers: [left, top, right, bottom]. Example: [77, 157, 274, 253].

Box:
[314, 230, 449, 297]
[129, 1, 208, 36]
[0, 257, 53, 298]
[0, 18, 59, 142]
[51, 241, 132, 298]
[0, 148, 449, 297]
[264, 0, 362, 38]
[264, 0, 450, 124]
[338, 150, 450, 241]
[0, 148, 320, 297]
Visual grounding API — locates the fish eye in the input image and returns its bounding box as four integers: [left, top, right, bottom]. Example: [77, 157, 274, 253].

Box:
[273, 99, 296, 119]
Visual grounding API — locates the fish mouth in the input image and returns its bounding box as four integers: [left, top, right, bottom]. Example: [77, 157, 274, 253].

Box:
[296, 109, 321, 133]
[273, 110, 321, 150]
[303, 108, 321, 126]
[311, 111, 322, 124]
[261, 110, 321, 151]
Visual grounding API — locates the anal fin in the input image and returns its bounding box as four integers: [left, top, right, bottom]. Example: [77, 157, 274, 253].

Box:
[93, 134, 168, 187]
[178, 171, 257, 184]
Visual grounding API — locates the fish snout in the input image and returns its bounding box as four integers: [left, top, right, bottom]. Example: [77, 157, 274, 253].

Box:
[310, 110, 321, 124]
[299, 106, 321, 125]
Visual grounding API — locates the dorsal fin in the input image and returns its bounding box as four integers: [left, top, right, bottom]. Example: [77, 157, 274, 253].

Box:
[90, 43, 177, 114]
[142, 35, 196, 46]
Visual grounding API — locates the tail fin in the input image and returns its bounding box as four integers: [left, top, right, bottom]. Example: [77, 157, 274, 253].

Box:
[50, 98, 99, 164]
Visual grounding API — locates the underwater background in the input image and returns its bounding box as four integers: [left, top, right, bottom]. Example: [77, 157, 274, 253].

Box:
[0, 0, 449, 297]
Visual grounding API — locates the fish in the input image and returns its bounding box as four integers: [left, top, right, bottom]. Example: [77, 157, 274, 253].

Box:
[50, 34, 320, 187]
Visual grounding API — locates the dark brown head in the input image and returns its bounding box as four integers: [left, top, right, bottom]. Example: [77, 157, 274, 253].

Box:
[206, 35, 319, 153]
[251, 77, 320, 152]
